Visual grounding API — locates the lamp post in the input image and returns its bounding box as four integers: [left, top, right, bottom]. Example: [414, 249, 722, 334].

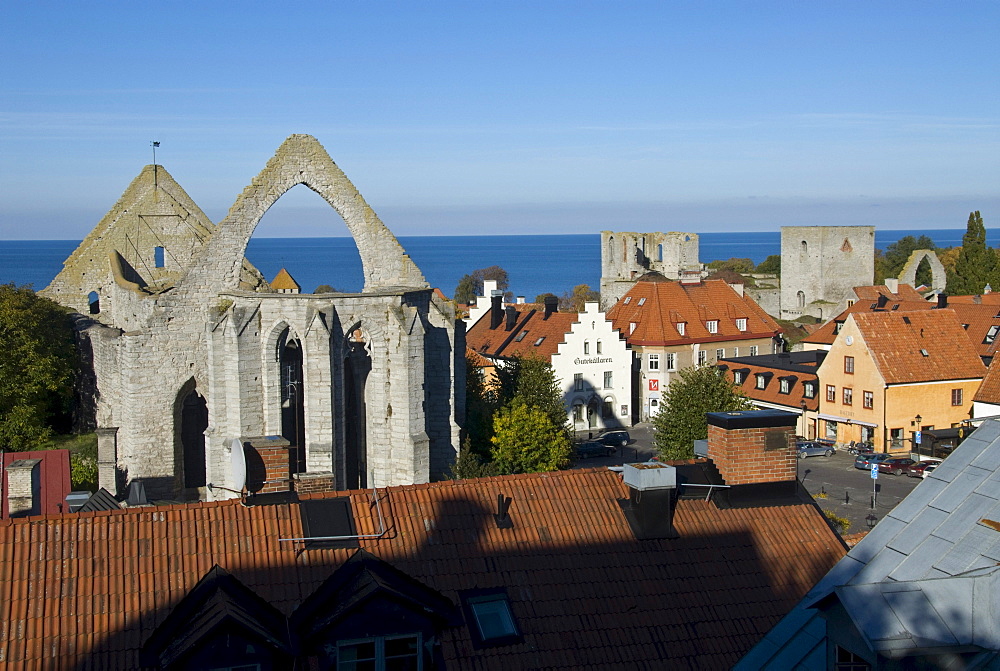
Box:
[799, 400, 808, 439]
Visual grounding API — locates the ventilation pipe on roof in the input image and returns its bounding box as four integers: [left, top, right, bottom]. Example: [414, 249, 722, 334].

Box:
[505, 306, 517, 331]
[490, 291, 503, 329]
[619, 463, 678, 540]
[877, 294, 889, 309]
[544, 295, 558, 319]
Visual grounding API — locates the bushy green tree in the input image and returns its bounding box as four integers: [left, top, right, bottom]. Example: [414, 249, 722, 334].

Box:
[450, 436, 500, 480]
[490, 401, 571, 474]
[755, 254, 781, 275]
[706, 257, 755, 273]
[453, 266, 511, 304]
[653, 365, 753, 460]
[0, 284, 76, 450]
[948, 211, 995, 295]
[464, 353, 497, 453]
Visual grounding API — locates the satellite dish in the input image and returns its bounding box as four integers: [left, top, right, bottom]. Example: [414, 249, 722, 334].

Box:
[230, 438, 247, 492]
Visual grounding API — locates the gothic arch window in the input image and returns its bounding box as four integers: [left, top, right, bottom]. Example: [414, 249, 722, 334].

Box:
[344, 325, 372, 490]
[175, 379, 208, 490]
[657, 244, 663, 262]
[88, 291, 100, 314]
[801, 240, 808, 256]
[797, 291, 806, 309]
[279, 335, 306, 475]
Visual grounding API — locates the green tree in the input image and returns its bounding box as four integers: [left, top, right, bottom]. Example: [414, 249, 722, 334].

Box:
[706, 257, 755, 273]
[0, 285, 76, 450]
[313, 284, 337, 293]
[490, 401, 571, 474]
[534, 292, 558, 304]
[511, 355, 567, 432]
[450, 436, 499, 480]
[881, 235, 936, 286]
[453, 266, 511, 304]
[948, 211, 994, 295]
[559, 284, 600, 312]
[653, 365, 753, 460]
[755, 254, 781, 275]
[464, 353, 497, 453]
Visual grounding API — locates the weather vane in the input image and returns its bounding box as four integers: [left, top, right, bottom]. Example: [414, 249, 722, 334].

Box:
[150, 140, 160, 165]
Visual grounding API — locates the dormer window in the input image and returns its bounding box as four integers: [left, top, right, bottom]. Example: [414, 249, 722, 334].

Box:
[779, 378, 791, 394]
[803, 382, 816, 398]
[706, 320, 718, 334]
[833, 322, 843, 334]
[630, 322, 637, 334]
[733, 371, 744, 384]
[676, 322, 686, 336]
[755, 374, 767, 390]
[736, 318, 747, 331]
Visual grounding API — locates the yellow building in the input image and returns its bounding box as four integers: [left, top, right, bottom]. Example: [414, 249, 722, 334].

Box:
[816, 310, 986, 453]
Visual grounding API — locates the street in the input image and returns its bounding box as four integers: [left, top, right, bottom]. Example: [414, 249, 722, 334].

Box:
[571, 425, 921, 534]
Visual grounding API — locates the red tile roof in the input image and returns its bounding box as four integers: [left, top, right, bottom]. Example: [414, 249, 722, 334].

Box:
[853, 284, 925, 302]
[850, 310, 987, 384]
[0, 468, 844, 669]
[974, 356, 1000, 404]
[721, 361, 821, 412]
[607, 277, 781, 346]
[465, 307, 579, 362]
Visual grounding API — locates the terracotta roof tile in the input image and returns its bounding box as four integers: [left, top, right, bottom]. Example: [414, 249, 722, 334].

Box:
[465, 307, 578, 361]
[607, 279, 781, 346]
[851, 309, 987, 384]
[0, 468, 843, 668]
[269, 267, 300, 291]
[974, 355, 1000, 404]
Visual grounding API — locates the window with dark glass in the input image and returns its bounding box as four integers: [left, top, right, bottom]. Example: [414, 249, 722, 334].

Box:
[337, 634, 420, 671]
[863, 390, 873, 409]
[461, 589, 522, 648]
[952, 388, 963, 405]
[827, 385, 836, 402]
[843, 388, 853, 405]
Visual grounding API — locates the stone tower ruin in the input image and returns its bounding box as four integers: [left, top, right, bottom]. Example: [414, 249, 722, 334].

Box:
[599, 231, 699, 309]
[779, 226, 875, 321]
[44, 135, 462, 500]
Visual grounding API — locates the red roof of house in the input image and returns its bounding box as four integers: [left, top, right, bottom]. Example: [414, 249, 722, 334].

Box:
[805, 296, 1000, 360]
[0, 467, 844, 668]
[269, 268, 300, 291]
[975, 355, 1000, 404]
[606, 276, 781, 347]
[850, 310, 987, 384]
[465, 307, 579, 362]
[720, 359, 821, 412]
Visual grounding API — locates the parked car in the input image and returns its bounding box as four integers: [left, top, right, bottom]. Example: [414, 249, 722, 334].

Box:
[574, 441, 613, 459]
[922, 463, 939, 478]
[878, 457, 916, 475]
[854, 452, 893, 470]
[596, 430, 629, 449]
[904, 459, 941, 478]
[797, 441, 834, 458]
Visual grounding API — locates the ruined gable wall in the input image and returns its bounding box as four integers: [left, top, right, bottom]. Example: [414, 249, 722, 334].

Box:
[599, 231, 699, 308]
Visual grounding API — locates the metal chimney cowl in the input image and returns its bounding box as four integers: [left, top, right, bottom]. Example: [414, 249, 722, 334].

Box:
[622, 463, 676, 491]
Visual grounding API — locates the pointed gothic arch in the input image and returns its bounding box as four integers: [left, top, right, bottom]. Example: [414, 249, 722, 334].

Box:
[187, 135, 426, 296]
[898, 249, 946, 294]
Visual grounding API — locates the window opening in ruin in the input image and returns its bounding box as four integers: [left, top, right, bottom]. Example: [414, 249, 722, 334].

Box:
[178, 384, 208, 490]
[657, 244, 663, 262]
[344, 327, 372, 490]
[154, 246, 165, 268]
[247, 184, 365, 294]
[915, 256, 934, 289]
[280, 337, 307, 475]
[797, 291, 805, 309]
[88, 291, 100, 314]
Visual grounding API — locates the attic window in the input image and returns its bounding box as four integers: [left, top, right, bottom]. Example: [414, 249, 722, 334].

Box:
[676, 322, 686, 336]
[637, 297, 646, 306]
[461, 589, 522, 648]
[624, 297, 632, 304]
[630, 322, 637, 334]
[891, 304, 899, 310]
[903, 316, 911, 324]
[755, 374, 767, 389]
[985, 325, 1000, 344]
[706, 320, 718, 334]
[534, 337, 545, 346]
[514, 331, 528, 342]
[921, 349, 929, 357]
[736, 318, 747, 331]
[779, 378, 791, 394]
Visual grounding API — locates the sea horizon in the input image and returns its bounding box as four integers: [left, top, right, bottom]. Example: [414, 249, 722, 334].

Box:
[3, 227, 995, 303]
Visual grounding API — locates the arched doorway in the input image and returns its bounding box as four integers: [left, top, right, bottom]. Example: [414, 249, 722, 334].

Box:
[344, 327, 372, 489]
[280, 337, 306, 474]
[178, 386, 208, 490]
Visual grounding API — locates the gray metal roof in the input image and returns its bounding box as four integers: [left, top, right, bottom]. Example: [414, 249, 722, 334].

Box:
[737, 419, 1000, 669]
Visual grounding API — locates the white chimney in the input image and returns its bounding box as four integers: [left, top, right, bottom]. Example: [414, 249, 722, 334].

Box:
[6, 459, 41, 517]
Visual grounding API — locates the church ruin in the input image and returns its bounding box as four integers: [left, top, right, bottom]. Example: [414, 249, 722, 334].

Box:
[44, 135, 462, 500]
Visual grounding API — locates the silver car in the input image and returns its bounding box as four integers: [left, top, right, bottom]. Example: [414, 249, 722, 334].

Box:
[797, 441, 834, 459]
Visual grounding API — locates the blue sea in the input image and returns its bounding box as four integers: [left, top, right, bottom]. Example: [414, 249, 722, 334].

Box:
[1, 228, 993, 301]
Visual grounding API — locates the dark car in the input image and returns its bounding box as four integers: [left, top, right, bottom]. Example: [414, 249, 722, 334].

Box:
[574, 441, 613, 459]
[796, 441, 834, 458]
[596, 430, 629, 449]
[878, 457, 916, 475]
[905, 459, 941, 478]
[854, 452, 893, 470]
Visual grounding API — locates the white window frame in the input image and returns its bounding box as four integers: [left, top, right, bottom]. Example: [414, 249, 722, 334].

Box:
[603, 371, 613, 389]
[715, 348, 724, 361]
[749, 345, 758, 356]
[736, 318, 747, 332]
[583, 340, 590, 355]
[697, 350, 706, 366]
[665, 352, 676, 370]
[336, 634, 422, 671]
[648, 353, 659, 371]
[755, 374, 766, 390]
[706, 320, 718, 334]
[574, 373, 583, 391]
[676, 322, 685, 336]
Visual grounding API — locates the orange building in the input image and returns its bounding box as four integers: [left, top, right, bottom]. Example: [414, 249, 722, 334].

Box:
[816, 310, 986, 452]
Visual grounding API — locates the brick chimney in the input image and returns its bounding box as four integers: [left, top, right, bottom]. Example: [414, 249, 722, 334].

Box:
[6, 459, 42, 517]
[705, 409, 798, 486]
[243, 436, 291, 494]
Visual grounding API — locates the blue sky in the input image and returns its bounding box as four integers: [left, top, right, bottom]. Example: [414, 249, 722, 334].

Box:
[1, 1, 997, 239]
